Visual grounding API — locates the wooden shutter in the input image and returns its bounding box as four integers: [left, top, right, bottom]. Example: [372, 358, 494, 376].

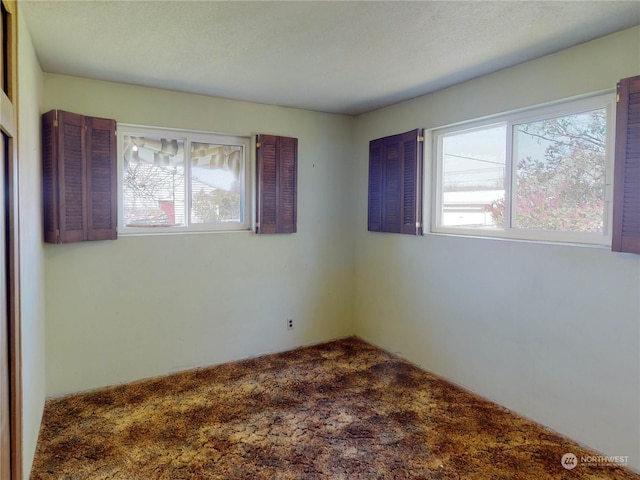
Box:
[86, 116, 117, 240]
[400, 130, 423, 235]
[368, 129, 424, 235]
[57, 110, 86, 243]
[256, 134, 298, 234]
[42, 110, 117, 244]
[613, 75, 640, 254]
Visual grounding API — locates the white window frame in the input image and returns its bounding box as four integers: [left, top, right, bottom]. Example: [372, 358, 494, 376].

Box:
[431, 93, 616, 245]
[117, 124, 252, 235]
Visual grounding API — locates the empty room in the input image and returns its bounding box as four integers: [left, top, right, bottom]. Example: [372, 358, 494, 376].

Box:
[4, 0, 640, 478]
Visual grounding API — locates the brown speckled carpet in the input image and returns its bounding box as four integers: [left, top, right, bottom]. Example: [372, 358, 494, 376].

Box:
[31, 337, 638, 479]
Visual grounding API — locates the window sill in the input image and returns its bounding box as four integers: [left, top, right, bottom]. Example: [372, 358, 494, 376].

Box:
[426, 229, 611, 250]
[118, 226, 253, 237]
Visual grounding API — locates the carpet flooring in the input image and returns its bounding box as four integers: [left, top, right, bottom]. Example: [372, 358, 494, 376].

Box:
[31, 337, 638, 479]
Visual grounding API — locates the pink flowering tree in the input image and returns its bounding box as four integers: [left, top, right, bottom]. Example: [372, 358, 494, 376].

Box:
[487, 109, 606, 232]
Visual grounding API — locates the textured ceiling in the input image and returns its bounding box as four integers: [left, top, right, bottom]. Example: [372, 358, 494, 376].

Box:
[20, 1, 640, 115]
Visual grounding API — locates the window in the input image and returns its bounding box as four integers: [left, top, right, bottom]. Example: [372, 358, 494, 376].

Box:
[118, 126, 251, 234]
[432, 94, 615, 245]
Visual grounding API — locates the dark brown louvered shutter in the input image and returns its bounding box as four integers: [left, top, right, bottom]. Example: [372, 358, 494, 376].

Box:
[368, 138, 383, 231]
[368, 129, 424, 235]
[278, 136, 297, 233]
[256, 134, 297, 234]
[86, 116, 117, 241]
[400, 129, 424, 235]
[613, 75, 640, 254]
[257, 135, 278, 233]
[42, 110, 59, 244]
[58, 110, 86, 243]
[42, 109, 117, 244]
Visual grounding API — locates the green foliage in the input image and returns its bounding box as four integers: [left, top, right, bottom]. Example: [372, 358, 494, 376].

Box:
[192, 186, 240, 223]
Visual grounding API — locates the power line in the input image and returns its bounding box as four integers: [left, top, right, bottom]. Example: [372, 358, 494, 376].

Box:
[444, 153, 505, 166]
[444, 168, 503, 176]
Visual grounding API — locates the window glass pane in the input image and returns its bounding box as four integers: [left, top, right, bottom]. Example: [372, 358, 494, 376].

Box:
[190, 143, 243, 224]
[514, 109, 606, 233]
[441, 125, 506, 228]
[122, 135, 185, 227]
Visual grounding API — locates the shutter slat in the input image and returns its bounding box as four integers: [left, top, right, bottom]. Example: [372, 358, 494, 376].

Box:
[613, 75, 640, 253]
[627, 125, 640, 137]
[622, 193, 640, 201]
[621, 208, 640, 217]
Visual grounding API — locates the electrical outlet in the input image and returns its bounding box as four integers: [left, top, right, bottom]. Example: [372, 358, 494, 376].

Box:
[287, 318, 294, 330]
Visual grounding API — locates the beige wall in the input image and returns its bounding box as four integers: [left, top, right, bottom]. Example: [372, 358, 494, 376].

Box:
[353, 27, 640, 470]
[18, 8, 46, 477]
[42, 75, 356, 396]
